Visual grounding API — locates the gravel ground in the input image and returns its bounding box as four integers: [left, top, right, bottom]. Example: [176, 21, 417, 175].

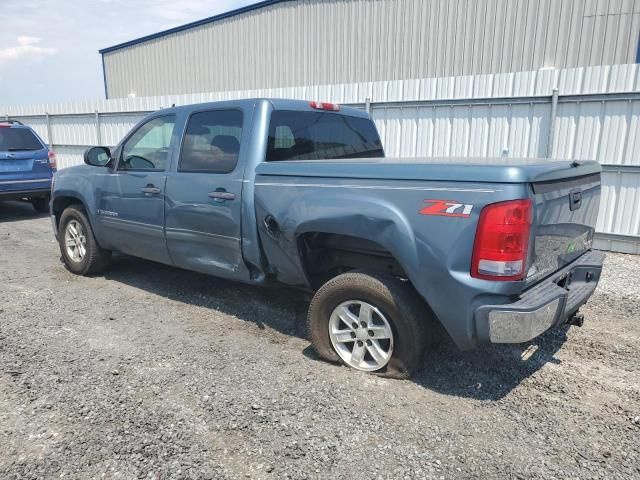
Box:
[1, 200, 639, 480]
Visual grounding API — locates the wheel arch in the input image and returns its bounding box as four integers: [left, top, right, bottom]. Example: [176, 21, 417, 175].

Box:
[297, 231, 410, 288]
[290, 196, 421, 289]
[52, 194, 87, 230]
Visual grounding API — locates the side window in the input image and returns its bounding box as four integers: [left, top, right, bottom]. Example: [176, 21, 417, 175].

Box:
[119, 115, 176, 171]
[179, 109, 243, 173]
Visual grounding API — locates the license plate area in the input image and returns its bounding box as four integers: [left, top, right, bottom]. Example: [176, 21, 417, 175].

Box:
[0, 160, 34, 173]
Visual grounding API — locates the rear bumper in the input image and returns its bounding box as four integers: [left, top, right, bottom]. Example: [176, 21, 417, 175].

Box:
[475, 250, 605, 344]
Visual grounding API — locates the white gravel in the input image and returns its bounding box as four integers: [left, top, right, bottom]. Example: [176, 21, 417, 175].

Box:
[1, 201, 639, 480]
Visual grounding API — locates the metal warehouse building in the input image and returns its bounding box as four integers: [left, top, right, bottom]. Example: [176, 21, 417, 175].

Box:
[100, 0, 640, 98]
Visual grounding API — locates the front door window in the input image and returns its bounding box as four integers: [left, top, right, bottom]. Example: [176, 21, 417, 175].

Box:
[119, 115, 176, 171]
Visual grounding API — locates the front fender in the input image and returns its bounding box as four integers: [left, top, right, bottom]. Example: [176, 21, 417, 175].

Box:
[51, 166, 103, 244]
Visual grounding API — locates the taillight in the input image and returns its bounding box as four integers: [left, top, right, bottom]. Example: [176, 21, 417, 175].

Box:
[309, 101, 340, 111]
[48, 150, 57, 170]
[471, 199, 533, 281]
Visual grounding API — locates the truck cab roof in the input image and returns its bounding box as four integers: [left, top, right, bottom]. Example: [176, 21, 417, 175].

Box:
[161, 98, 369, 118]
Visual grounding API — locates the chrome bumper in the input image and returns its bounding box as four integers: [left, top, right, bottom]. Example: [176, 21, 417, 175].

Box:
[475, 250, 605, 344]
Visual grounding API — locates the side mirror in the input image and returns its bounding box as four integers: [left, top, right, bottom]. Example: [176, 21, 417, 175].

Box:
[84, 146, 112, 167]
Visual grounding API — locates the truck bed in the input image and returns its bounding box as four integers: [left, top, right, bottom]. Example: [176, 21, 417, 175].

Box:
[254, 157, 601, 349]
[254, 157, 601, 184]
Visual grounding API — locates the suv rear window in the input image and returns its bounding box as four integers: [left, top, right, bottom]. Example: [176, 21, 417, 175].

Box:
[0, 128, 43, 151]
[267, 111, 383, 161]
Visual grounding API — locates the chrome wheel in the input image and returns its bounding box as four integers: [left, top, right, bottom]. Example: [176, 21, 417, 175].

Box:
[328, 300, 394, 371]
[64, 220, 87, 263]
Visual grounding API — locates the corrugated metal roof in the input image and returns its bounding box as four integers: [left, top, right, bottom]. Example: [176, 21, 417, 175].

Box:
[98, 0, 290, 54]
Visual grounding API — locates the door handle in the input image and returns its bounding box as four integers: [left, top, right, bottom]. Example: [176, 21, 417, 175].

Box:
[208, 190, 235, 201]
[141, 185, 161, 195]
[569, 189, 582, 211]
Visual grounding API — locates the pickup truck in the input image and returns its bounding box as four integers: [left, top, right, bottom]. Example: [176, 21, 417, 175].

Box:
[51, 98, 604, 378]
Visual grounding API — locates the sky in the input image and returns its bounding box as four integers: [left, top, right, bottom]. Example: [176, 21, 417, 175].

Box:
[0, 0, 258, 107]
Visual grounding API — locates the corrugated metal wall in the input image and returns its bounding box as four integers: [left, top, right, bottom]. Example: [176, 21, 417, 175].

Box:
[3, 64, 640, 253]
[102, 0, 640, 98]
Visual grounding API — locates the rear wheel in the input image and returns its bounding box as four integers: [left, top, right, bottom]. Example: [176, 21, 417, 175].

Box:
[307, 270, 430, 379]
[58, 205, 111, 275]
[31, 195, 49, 213]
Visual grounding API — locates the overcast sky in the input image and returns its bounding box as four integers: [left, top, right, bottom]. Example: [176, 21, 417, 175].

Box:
[0, 0, 258, 108]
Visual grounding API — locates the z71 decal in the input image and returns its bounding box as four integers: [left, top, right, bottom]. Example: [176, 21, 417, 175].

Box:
[419, 199, 474, 218]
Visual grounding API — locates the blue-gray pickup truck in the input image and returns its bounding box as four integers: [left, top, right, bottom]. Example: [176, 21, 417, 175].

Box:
[51, 98, 604, 378]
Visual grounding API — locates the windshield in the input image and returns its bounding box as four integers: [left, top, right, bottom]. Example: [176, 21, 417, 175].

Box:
[267, 111, 384, 161]
[0, 128, 43, 152]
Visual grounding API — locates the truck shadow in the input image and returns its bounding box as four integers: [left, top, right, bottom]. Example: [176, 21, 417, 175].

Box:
[0, 200, 48, 223]
[412, 328, 569, 400]
[102, 254, 569, 401]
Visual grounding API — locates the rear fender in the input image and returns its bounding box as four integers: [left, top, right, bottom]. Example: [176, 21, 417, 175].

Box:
[255, 178, 529, 350]
[257, 189, 419, 286]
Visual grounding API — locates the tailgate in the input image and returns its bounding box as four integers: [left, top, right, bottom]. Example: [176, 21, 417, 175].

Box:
[527, 170, 601, 285]
[0, 149, 52, 191]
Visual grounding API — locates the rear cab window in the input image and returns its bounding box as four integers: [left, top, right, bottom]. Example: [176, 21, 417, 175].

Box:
[266, 111, 383, 161]
[0, 128, 44, 152]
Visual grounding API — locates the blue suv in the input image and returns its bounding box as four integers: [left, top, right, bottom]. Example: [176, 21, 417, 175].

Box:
[0, 120, 56, 212]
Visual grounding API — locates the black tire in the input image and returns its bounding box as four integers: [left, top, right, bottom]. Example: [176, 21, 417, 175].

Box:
[307, 270, 431, 379]
[58, 205, 112, 275]
[31, 196, 49, 213]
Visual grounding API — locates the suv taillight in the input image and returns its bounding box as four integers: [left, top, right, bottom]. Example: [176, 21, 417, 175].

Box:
[48, 150, 57, 170]
[471, 199, 533, 281]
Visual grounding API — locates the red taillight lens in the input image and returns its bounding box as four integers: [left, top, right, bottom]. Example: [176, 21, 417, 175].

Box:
[309, 101, 340, 111]
[48, 150, 57, 170]
[471, 199, 533, 281]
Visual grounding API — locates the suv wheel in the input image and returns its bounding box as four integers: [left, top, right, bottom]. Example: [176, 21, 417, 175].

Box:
[31, 196, 49, 213]
[307, 270, 431, 379]
[58, 205, 111, 275]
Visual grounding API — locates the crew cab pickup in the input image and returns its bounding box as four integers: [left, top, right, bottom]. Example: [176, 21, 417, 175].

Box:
[51, 99, 604, 378]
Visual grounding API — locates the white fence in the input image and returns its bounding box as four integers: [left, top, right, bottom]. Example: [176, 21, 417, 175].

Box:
[3, 64, 640, 253]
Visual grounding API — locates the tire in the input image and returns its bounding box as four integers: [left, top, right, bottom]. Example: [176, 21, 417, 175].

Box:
[307, 270, 431, 379]
[31, 196, 49, 214]
[58, 205, 111, 275]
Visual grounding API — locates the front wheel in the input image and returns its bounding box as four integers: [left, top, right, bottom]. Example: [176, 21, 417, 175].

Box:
[58, 205, 112, 275]
[307, 271, 430, 379]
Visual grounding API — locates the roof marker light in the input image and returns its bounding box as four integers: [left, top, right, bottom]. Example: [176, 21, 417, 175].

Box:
[309, 101, 340, 111]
